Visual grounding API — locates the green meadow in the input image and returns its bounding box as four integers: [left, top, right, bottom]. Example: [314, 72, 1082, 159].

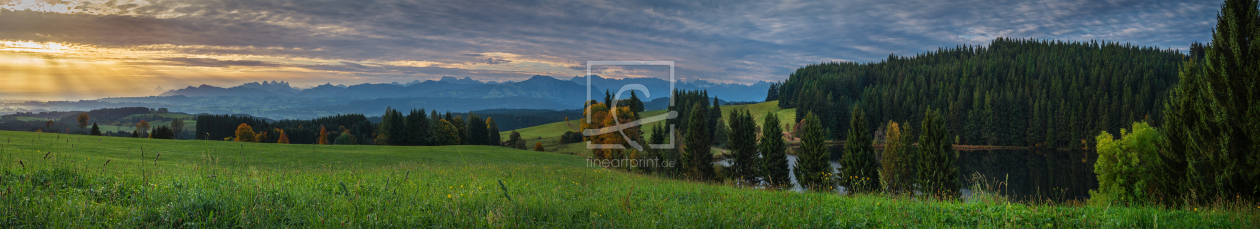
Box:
[1, 130, 1255, 227]
[501, 101, 798, 156]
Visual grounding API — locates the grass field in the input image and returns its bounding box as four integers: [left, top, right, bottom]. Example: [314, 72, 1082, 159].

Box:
[2, 130, 1254, 227]
[11, 117, 51, 122]
[499, 101, 796, 156]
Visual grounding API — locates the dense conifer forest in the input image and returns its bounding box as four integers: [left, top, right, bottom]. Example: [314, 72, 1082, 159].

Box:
[776, 38, 1187, 148]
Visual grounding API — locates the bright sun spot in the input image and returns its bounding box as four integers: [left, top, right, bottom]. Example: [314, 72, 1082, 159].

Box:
[0, 40, 74, 53]
[0, 0, 77, 14]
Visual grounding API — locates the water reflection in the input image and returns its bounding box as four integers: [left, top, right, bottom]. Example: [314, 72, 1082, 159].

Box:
[715, 148, 1098, 203]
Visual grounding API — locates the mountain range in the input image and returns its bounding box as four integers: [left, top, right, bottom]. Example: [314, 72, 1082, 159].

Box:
[159, 75, 773, 108]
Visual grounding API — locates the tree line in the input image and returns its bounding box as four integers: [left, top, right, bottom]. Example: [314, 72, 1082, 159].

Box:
[195, 108, 506, 147]
[1092, 0, 1259, 207]
[776, 37, 1186, 149]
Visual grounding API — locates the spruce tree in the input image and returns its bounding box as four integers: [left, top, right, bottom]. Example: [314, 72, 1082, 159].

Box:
[1162, 0, 1260, 204]
[727, 110, 758, 186]
[486, 117, 502, 146]
[759, 112, 789, 188]
[794, 112, 832, 191]
[404, 109, 431, 146]
[430, 110, 442, 129]
[451, 116, 467, 145]
[466, 112, 488, 145]
[604, 89, 613, 108]
[917, 108, 958, 199]
[685, 102, 715, 181]
[840, 106, 880, 193]
[89, 123, 102, 136]
[709, 97, 722, 144]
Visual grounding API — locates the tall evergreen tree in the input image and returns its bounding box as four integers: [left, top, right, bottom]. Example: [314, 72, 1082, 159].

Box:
[650, 121, 679, 176]
[794, 112, 833, 191]
[89, 123, 102, 136]
[430, 110, 442, 129]
[840, 106, 880, 193]
[604, 89, 613, 109]
[765, 82, 780, 102]
[727, 109, 758, 186]
[685, 102, 715, 181]
[709, 97, 722, 144]
[1161, 0, 1260, 204]
[628, 91, 644, 113]
[451, 116, 467, 145]
[404, 109, 431, 146]
[917, 108, 958, 199]
[759, 112, 790, 188]
[466, 112, 488, 145]
[486, 117, 502, 145]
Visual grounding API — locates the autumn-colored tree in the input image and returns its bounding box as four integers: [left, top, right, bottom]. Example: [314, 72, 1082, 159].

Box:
[579, 102, 641, 160]
[881, 120, 915, 194]
[44, 120, 53, 131]
[434, 119, 461, 145]
[486, 117, 502, 145]
[534, 142, 544, 151]
[76, 113, 90, 129]
[277, 129, 290, 144]
[235, 123, 258, 142]
[317, 126, 330, 145]
[136, 120, 151, 138]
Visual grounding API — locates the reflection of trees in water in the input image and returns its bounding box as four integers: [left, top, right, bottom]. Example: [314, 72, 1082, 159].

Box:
[957, 149, 1098, 202]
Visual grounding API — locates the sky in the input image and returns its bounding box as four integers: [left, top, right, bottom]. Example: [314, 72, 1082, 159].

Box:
[0, 0, 1223, 100]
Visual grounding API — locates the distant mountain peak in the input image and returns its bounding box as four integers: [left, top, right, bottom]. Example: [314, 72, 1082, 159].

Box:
[440, 76, 484, 85]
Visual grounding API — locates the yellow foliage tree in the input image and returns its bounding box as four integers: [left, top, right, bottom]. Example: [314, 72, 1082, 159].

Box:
[880, 120, 914, 194]
[579, 102, 640, 160]
[277, 129, 290, 144]
[235, 123, 258, 142]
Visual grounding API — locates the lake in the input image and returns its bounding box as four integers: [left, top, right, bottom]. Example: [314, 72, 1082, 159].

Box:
[717, 148, 1098, 202]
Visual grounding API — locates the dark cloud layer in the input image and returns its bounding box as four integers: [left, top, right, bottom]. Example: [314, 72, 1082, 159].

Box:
[1, 0, 1223, 84]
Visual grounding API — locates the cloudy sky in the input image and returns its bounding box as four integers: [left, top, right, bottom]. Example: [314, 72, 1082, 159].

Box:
[0, 0, 1222, 100]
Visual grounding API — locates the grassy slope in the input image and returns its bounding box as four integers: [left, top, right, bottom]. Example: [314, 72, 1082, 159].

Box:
[12, 117, 51, 122]
[0, 130, 1254, 227]
[95, 119, 198, 133]
[499, 101, 797, 156]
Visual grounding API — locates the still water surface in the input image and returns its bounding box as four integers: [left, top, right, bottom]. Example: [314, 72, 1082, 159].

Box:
[717, 148, 1098, 202]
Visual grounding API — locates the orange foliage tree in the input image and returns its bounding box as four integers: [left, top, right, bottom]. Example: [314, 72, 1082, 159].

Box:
[277, 129, 290, 144]
[579, 102, 641, 160]
[317, 126, 329, 145]
[235, 123, 258, 142]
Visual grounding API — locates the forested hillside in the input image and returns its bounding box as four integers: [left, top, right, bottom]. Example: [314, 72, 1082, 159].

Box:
[777, 38, 1186, 148]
